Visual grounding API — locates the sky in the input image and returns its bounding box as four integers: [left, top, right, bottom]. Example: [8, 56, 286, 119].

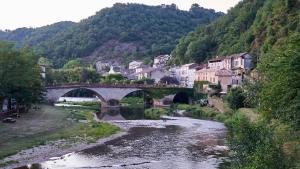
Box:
[0, 0, 241, 30]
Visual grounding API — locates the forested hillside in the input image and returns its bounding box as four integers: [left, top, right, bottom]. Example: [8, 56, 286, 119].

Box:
[171, 0, 300, 64]
[0, 21, 75, 48]
[0, 3, 223, 67]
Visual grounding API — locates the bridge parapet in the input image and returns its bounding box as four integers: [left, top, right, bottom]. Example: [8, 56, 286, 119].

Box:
[46, 83, 185, 89]
[45, 83, 192, 106]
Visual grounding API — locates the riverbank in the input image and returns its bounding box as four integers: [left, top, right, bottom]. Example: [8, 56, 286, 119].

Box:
[0, 105, 120, 168]
[12, 117, 228, 169]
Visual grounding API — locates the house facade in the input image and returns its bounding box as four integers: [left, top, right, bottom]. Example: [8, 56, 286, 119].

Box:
[195, 52, 254, 93]
[135, 68, 168, 83]
[172, 63, 199, 88]
[208, 53, 254, 73]
[129, 61, 144, 70]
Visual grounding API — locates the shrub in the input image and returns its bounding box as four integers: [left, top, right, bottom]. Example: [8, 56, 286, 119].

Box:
[226, 87, 245, 110]
[225, 113, 293, 169]
[144, 108, 168, 120]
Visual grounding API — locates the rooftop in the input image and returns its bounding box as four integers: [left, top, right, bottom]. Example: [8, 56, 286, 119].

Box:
[208, 52, 249, 62]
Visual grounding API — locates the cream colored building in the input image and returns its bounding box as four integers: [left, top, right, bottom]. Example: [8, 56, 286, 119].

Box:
[208, 52, 253, 73]
[195, 68, 234, 93]
[129, 60, 144, 70]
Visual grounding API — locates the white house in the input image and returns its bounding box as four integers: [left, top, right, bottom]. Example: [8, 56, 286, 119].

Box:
[108, 65, 122, 75]
[135, 68, 168, 83]
[208, 52, 254, 72]
[172, 63, 199, 88]
[129, 60, 144, 70]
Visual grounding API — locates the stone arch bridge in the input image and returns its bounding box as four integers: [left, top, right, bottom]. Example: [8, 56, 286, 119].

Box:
[46, 84, 193, 107]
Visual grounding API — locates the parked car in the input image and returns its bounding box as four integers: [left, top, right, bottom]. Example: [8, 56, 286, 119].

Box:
[198, 99, 209, 106]
[2, 117, 16, 123]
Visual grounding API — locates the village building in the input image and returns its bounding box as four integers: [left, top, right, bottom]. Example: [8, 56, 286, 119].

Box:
[108, 65, 122, 75]
[172, 63, 199, 88]
[153, 55, 171, 68]
[208, 52, 254, 73]
[195, 52, 254, 93]
[134, 68, 168, 83]
[129, 60, 144, 70]
[95, 60, 110, 73]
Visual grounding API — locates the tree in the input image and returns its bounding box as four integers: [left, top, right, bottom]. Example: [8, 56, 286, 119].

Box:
[63, 59, 82, 69]
[226, 87, 245, 110]
[258, 33, 300, 128]
[0, 41, 44, 112]
[159, 76, 179, 85]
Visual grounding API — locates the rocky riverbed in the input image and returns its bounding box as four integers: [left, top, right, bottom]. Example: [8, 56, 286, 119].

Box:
[3, 117, 228, 169]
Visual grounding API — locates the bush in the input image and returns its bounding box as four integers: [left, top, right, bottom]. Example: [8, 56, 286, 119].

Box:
[176, 104, 219, 120]
[225, 113, 293, 169]
[226, 87, 245, 110]
[144, 108, 168, 120]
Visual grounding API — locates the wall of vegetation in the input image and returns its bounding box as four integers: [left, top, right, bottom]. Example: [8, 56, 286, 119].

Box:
[171, 0, 300, 65]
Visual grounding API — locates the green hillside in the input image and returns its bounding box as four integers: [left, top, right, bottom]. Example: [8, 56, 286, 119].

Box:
[0, 3, 223, 67]
[171, 0, 300, 64]
[0, 21, 75, 47]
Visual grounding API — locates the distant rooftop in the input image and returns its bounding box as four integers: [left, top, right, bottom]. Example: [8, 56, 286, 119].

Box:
[208, 52, 249, 62]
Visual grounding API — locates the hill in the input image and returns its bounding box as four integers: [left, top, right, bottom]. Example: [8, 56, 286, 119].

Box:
[0, 21, 76, 47]
[0, 3, 223, 67]
[171, 0, 300, 64]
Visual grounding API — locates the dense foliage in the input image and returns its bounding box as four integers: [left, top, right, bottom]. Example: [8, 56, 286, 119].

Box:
[171, 0, 300, 64]
[226, 87, 245, 110]
[46, 67, 101, 85]
[225, 114, 293, 169]
[0, 21, 75, 48]
[0, 42, 44, 112]
[0, 3, 222, 67]
[223, 16, 300, 169]
[258, 33, 300, 129]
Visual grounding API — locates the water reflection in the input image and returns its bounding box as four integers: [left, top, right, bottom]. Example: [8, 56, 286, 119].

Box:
[16, 123, 227, 169]
[97, 106, 145, 120]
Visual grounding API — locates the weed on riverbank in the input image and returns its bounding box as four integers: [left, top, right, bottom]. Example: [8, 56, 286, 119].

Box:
[0, 105, 120, 161]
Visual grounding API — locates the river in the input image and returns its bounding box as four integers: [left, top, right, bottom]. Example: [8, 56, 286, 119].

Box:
[14, 108, 228, 169]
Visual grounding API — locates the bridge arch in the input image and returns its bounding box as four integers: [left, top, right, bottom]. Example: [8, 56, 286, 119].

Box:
[173, 92, 190, 104]
[61, 88, 106, 102]
[118, 89, 143, 101]
[46, 87, 106, 103]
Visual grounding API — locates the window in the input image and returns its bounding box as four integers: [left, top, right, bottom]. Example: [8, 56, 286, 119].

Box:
[235, 61, 238, 66]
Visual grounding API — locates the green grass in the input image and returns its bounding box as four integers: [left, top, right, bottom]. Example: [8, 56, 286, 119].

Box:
[175, 104, 221, 121]
[57, 101, 101, 109]
[237, 108, 259, 122]
[0, 105, 120, 160]
[0, 160, 18, 168]
[120, 97, 144, 107]
[144, 108, 169, 120]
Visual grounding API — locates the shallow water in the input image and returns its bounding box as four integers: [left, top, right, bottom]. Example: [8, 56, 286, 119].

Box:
[15, 109, 228, 169]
